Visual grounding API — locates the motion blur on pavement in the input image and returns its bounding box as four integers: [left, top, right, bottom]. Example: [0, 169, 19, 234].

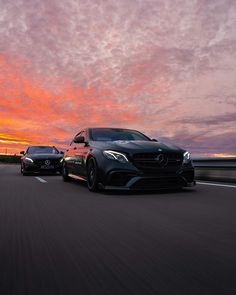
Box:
[0, 164, 235, 295]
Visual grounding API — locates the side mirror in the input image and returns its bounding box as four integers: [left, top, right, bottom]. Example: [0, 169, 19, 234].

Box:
[60, 151, 64, 155]
[74, 136, 85, 144]
[20, 151, 25, 155]
[151, 138, 158, 142]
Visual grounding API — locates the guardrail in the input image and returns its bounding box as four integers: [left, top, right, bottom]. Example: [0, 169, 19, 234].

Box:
[193, 158, 236, 183]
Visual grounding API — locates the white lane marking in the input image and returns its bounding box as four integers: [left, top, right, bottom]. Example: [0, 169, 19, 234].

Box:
[197, 181, 236, 188]
[35, 177, 47, 183]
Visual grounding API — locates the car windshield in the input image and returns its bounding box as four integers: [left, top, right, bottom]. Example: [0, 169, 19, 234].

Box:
[27, 146, 59, 154]
[90, 128, 151, 141]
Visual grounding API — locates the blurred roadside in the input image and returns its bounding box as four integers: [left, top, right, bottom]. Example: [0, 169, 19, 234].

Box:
[193, 158, 236, 183]
[0, 155, 235, 183]
[0, 155, 21, 163]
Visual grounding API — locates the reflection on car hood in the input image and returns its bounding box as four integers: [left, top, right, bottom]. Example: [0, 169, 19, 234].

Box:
[91, 140, 184, 153]
[25, 154, 63, 160]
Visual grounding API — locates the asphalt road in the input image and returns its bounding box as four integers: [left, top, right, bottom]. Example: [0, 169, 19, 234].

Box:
[0, 164, 235, 295]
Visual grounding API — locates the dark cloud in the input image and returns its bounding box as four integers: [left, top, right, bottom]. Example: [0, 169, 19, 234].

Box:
[159, 131, 236, 157]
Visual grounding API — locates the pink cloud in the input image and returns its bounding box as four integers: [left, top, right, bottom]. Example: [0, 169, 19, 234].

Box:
[0, 0, 236, 156]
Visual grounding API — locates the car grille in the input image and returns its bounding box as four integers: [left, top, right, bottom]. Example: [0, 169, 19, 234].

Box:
[33, 159, 61, 166]
[132, 153, 183, 172]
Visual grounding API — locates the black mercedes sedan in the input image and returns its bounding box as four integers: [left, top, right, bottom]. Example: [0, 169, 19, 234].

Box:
[20, 146, 63, 175]
[62, 128, 195, 191]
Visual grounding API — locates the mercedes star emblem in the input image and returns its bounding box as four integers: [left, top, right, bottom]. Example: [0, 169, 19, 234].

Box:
[156, 154, 164, 163]
[155, 154, 168, 167]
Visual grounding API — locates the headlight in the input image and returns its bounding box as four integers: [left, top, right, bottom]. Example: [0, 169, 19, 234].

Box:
[183, 151, 191, 164]
[24, 157, 34, 163]
[103, 150, 129, 163]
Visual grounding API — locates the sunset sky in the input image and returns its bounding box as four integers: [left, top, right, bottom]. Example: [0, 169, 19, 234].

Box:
[0, 0, 236, 156]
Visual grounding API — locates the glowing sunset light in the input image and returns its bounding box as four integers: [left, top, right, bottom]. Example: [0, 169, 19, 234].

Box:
[0, 0, 235, 156]
[0, 136, 30, 146]
[212, 154, 236, 158]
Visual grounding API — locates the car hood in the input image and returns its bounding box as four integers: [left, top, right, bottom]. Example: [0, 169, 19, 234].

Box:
[24, 154, 63, 160]
[90, 140, 184, 154]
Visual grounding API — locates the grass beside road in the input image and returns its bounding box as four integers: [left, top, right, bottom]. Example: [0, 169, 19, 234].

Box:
[0, 155, 21, 163]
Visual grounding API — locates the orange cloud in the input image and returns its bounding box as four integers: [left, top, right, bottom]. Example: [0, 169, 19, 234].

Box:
[0, 54, 139, 154]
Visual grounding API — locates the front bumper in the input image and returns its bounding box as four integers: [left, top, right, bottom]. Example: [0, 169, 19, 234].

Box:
[100, 167, 195, 190]
[23, 163, 62, 173]
[94, 153, 195, 190]
[101, 176, 195, 190]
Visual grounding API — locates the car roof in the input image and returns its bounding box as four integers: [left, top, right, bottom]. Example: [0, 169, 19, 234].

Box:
[75, 128, 140, 137]
[87, 127, 139, 131]
[27, 145, 56, 149]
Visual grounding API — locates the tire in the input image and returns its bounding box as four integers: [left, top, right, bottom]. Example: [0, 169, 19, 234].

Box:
[62, 162, 71, 182]
[87, 158, 99, 192]
[21, 163, 27, 176]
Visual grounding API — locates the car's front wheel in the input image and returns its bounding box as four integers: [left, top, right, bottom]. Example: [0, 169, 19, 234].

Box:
[62, 162, 71, 182]
[87, 158, 99, 192]
[21, 163, 27, 176]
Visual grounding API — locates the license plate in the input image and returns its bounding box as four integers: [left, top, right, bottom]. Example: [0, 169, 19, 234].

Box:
[41, 165, 54, 169]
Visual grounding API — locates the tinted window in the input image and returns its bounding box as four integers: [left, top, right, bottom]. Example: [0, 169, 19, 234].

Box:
[27, 146, 59, 154]
[90, 129, 150, 141]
